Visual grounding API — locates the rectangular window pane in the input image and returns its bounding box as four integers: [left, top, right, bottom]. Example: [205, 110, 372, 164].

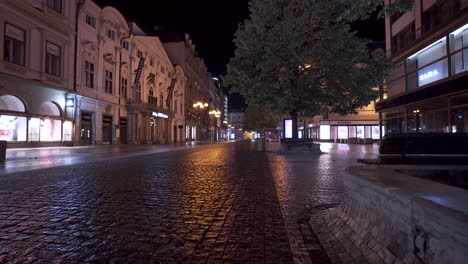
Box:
[0, 115, 27, 141]
[356, 126, 365, 139]
[63, 121, 73, 141]
[372, 126, 380, 139]
[337, 126, 348, 139]
[46, 42, 61, 76]
[40, 119, 61, 141]
[4, 24, 25, 65]
[28, 118, 40, 141]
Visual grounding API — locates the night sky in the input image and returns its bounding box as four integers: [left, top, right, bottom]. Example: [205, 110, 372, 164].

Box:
[94, 0, 384, 110]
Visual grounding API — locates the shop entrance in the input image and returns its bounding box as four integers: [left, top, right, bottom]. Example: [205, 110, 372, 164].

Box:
[119, 118, 127, 144]
[80, 112, 93, 145]
[173, 125, 178, 143]
[102, 115, 112, 144]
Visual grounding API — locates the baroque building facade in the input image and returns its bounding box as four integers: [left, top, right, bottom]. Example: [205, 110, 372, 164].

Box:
[0, 0, 226, 147]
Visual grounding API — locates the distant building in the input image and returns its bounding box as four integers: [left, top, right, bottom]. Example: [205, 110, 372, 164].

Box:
[377, 0, 468, 135]
[306, 102, 381, 142]
[228, 111, 244, 139]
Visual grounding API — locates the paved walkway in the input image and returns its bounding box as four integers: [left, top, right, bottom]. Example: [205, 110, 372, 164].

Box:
[0, 142, 380, 264]
[1, 142, 220, 175]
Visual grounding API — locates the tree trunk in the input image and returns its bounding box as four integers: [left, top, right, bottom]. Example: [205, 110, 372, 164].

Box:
[291, 110, 298, 139]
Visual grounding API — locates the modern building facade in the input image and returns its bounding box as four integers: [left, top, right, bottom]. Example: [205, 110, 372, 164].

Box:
[378, 0, 468, 135]
[0, 0, 228, 148]
[306, 102, 381, 142]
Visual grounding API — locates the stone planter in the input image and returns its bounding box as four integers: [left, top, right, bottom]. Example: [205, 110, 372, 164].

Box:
[273, 139, 322, 154]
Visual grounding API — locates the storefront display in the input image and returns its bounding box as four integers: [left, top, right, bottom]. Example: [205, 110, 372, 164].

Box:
[63, 121, 73, 141]
[40, 119, 62, 141]
[28, 118, 40, 141]
[0, 115, 27, 141]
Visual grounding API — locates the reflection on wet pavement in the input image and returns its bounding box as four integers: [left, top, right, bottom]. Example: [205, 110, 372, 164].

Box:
[0, 142, 379, 263]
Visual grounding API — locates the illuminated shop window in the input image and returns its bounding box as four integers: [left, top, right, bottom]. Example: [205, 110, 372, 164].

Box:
[40, 119, 62, 141]
[356, 126, 365, 139]
[337, 126, 348, 139]
[0, 115, 27, 141]
[372, 126, 380, 140]
[406, 38, 448, 88]
[63, 121, 73, 141]
[28, 118, 40, 141]
[320, 125, 330, 140]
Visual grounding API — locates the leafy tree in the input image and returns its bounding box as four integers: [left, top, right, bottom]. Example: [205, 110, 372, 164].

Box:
[223, 0, 405, 139]
[243, 104, 282, 134]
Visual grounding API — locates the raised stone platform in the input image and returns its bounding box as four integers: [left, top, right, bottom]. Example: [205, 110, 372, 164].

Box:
[310, 165, 468, 264]
[272, 139, 322, 154]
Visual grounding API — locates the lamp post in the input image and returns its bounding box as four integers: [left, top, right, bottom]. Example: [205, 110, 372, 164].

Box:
[209, 109, 221, 141]
[193, 101, 209, 141]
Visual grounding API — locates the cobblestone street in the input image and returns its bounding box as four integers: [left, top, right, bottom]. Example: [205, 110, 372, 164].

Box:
[0, 142, 378, 264]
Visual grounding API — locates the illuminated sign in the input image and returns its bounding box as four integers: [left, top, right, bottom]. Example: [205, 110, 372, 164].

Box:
[284, 119, 293, 139]
[152, 112, 168, 119]
[419, 70, 439, 81]
[320, 125, 330, 140]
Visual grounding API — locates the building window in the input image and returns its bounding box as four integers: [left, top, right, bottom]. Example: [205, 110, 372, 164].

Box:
[150, 59, 154, 66]
[137, 50, 144, 58]
[85, 61, 94, 88]
[392, 24, 415, 55]
[106, 28, 116, 40]
[175, 100, 178, 113]
[47, 0, 61, 13]
[3, 24, 25, 66]
[85, 15, 96, 28]
[180, 103, 183, 114]
[105, 70, 113, 94]
[45, 42, 61, 77]
[122, 41, 129, 50]
[136, 83, 142, 101]
[160, 66, 165, 74]
[121, 78, 128, 98]
[149, 88, 156, 104]
[406, 37, 448, 88]
[450, 24, 468, 75]
[160, 92, 164, 107]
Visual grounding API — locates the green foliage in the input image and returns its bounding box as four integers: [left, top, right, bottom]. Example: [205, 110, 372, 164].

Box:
[223, 0, 395, 117]
[243, 104, 281, 133]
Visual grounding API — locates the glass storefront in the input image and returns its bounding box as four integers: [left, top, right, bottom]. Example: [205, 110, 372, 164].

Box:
[381, 93, 468, 135]
[406, 37, 448, 88]
[317, 125, 380, 140]
[0, 115, 72, 142]
[395, 23, 468, 92]
[0, 115, 27, 141]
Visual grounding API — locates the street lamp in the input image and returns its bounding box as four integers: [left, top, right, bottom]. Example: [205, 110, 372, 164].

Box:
[193, 101, 209, 141]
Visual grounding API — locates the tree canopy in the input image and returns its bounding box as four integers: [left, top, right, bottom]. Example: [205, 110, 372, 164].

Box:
[223, 0, 399, 119]
[243, 104, 282, 133]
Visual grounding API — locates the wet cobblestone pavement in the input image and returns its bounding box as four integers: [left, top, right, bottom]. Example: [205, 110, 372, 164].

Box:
[0, 142, 378, 264]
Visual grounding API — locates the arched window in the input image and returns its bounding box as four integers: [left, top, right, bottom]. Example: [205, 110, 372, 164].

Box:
[149, 88, 155, 105]
[0, 95, 26, 112]
[136, 83, 142, 102]
[39, 102, 61, 117]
